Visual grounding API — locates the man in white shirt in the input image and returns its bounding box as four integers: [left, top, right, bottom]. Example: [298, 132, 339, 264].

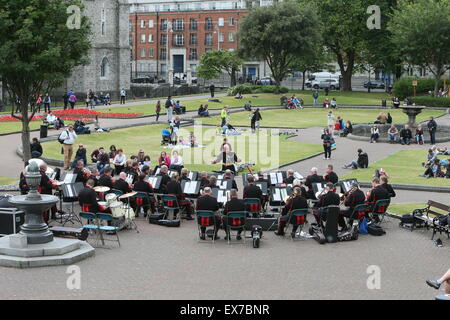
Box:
[120, 89, 126, 104]
[60, 125, 78, 170]
[46, 112, 57, 125]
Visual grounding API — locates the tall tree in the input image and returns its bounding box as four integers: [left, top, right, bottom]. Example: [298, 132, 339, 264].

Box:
[0, 0, 91, 161]
[238, 1, 321, 92]
[196, 50, 243, 87]
[388, 0, 450, 97]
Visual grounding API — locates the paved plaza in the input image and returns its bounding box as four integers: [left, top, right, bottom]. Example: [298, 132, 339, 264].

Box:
[0, 95, 449, 300]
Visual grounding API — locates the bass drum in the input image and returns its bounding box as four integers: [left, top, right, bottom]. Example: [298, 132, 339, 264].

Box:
[105, 193, 117, 205]
[123, 204, 135, 220]
[109, 201, 125, 218]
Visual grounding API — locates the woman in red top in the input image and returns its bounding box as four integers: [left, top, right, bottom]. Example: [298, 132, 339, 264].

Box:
[158, 151, 171, 167]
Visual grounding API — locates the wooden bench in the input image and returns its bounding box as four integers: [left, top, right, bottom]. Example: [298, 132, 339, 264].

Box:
[414, 200, 450, 240]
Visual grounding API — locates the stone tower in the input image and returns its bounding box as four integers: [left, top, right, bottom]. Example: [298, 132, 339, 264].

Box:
[65, 0, 131, 99]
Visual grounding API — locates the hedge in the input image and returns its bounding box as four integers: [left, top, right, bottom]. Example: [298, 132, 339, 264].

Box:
[227, 84, 289, 96]
[393, 77, 444, 100]
[410, 96, 450, 108]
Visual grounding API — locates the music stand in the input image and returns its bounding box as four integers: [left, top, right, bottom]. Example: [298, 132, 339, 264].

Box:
[340, 179, 359, 194]
[188, 171, 198, 181]
[61, 182, 84, 226]
[212, 188, 230, 205]
[216, 180, 232, 190]
[147, 176, 162, 191]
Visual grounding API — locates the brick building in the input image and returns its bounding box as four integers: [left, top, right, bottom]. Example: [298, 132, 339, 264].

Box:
[129, 0, 275, 82]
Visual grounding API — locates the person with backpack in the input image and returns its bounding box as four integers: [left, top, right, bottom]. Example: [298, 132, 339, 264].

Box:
[59, 125, 78, 170]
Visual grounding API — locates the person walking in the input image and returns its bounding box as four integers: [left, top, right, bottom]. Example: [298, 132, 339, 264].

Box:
[120, 88, 126, 104]
[43, 93, 51, 113]
[59, 125, 78, 170]
[220, 106, 228, 127]
[312, 90, 319, 106]
[250, 108, 262, 133]
[209, 84, 215, 98]
[427, 116, 437, 145]
[155, 100, 161, 122]
[165, 96, 174, 123]
[321, 128, 333, 160]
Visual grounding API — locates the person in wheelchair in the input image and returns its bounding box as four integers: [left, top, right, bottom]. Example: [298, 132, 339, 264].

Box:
[338, 183, 365, 231]
[313, 182, 340, 228]
[274, 187, 308, 237]
[223, 189, 246, 241]
[196, 187, 221, 240]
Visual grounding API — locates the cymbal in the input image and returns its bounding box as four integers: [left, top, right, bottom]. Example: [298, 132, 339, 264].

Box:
[119, 191, 137, 199]
[94, 186, 110, 192]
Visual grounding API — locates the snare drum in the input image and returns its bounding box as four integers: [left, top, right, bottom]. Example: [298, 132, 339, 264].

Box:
[105, 193, 118, 205]
[98, 201, 108, 207]
[109, 201, 125, 218]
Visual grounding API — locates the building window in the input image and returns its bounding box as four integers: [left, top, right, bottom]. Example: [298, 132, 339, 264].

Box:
[190, 64, 197, 75]
[160, 48, 167, 60]
[148, 34, 154, 43]
[160, 19, 168, 31]
[149, 48, 154, 58]
[205, 18, 213, 30]
[173, 33, 184, 46]
[205, 33, 213, 46]
[190, 18, 198, 30]
[219, 32, 224, 43]
[161, 64, 167, 74]
[140, 20, 146, 28]
[173, 19, 184, 31]
[190, 33, 197, 45]
[229, 17, 235, 26]
[140, 48, 146, 58]
[100, 57, 109, 78]
[218, 17, 224, 27]
[160, 34, 167, 45]
[148, 19, 154, 28]
[189, 48, 198, 60]
[140, 34, 146, 43]
[228, 32, 235, 42]
[101, 9, 106, 36]
[101, 21, 105, 36]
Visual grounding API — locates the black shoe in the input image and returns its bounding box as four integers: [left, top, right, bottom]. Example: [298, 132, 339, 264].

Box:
[426, 280, 441, 290]
[274, 231, 285, 236]
[236, 235, 242, 240]
[200, 234, 206, 240]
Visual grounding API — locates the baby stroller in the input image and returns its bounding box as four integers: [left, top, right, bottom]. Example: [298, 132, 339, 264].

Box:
[161, 128, 173, 145]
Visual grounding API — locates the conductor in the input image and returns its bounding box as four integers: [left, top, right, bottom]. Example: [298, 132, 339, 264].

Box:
[212, 143, 241, 173]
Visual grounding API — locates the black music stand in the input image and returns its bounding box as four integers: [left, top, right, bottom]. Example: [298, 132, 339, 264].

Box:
[188, 171, 198, 181]
[216, 180, 232, 190]
[340, 179, 359, 194]
[61, 182, 84, 226]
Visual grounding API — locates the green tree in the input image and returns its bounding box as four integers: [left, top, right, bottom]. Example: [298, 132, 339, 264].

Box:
[388, 0, 450, 97]
[196, 50, 243, 87]
[238, 1, 321, 92]
[0, 0, 91, 161]
[290, 50, 334, 90]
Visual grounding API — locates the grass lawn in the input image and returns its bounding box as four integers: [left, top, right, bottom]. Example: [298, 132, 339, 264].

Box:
[42, 124, 323, 172]
[0, 176, 18, 186]
[342, 149, 450, 187]
[0, 121, 44, 135]
[197, 108, 444, 128]
[99, 91, 390, 116]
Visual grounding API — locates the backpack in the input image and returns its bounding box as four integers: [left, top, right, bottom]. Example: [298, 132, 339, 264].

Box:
[58, 130, 68, 144]
[368, 223, 386, 236]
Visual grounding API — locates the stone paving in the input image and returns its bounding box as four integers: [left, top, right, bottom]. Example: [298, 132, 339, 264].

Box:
[0, 93, 449, 300]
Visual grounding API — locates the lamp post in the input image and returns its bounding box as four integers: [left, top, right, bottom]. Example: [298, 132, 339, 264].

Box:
[166, 21, 173, 83]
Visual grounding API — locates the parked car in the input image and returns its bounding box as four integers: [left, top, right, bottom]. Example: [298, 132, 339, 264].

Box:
[131, 76, 153, 84]
[363, 81, 385, 89]
[306, 72, 341, 88]
[314, 79, 340, 90]
[257, 77, 275, 85]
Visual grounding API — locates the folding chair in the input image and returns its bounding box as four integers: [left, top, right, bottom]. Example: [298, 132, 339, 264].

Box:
[196, 210, 218, 243]
[96, 213, 120, 248]
[348, 203, 369, 223]
[244, 198, 261, 218]
[370, 199, 390, 224]
[225, 211, 246, 244]
[162, 194, 184, 221]
[284, 208, 309, 240]
[79, 212, 103, 246]
[132, 192, 151, 218]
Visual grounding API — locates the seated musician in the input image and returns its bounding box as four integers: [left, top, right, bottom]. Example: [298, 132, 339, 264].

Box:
[274, 187, 308, 237]
[223, 189, 246, 241]
[125, 161, 140, 184]
[157, 165, 171, 193]
[199, 171, 209, 189]
[283, 170, 295, 184]
[73, 160, 85, 183]
[82, 168, 98, 187]
[338, 183, 365, 230]
[224, 169, 238, 190]
[243, 176, 263, 216]
[133, 173, 156, 216]
[166, 172, 193, 220]
[19, 161, 30, 195]
[180, 168, 191, 181]
[206, 175, 217, 190]
[366, 177, 390, 223]
[78, 179, 111, 224]
[292, 179, 308, 198]
[305, 167, 325, 199]
[211, 143, 241, 174]
[196, 187, 221, 240]
[98, 167, 114, 189]
[114, 172, 132, 195]
[141, 165, 151, 178]
[324, 164, 339, 184]
[314, 182, 340, 227]
[380, 175, 396, 198]
[38, 162, 57, 222]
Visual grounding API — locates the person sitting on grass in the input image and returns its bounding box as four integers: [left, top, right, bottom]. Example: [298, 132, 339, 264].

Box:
[330, 97, 337, 109]
[197, 104, 209, 117]
[222, 122, 240, 136]
[399, 124, 412, 145]
[388, 124, 399, 143]
[420, 159, 443, 178]
[342, 121, 353, 137]
[244, 100, 252, 111]
[426, 268, 450, 294]
[342, 149, 369, 169]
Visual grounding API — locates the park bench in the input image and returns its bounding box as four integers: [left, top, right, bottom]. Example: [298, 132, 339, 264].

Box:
[413, 200, 450, 240]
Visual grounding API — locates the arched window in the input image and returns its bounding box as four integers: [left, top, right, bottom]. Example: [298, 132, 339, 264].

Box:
[100, 57, 109, 78]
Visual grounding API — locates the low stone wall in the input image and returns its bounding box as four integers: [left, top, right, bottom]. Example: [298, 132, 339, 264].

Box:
[130, 84, 206, 99]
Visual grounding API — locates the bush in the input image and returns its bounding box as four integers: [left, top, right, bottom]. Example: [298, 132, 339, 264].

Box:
[227, 84, 289, 96]
[411, 96, 450, 108]
[393, 77, 444, 99]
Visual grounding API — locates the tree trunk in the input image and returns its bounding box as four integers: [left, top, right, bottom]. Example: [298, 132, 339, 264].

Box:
[274, 78, 281, 94]
[230, 68, 236, 87]
[302, 70, 306, 91]
[336, 51, 354, 91]
[20, 96, 32, 161]
[341, 70, 352, 91]
[434, 73, 441, 98]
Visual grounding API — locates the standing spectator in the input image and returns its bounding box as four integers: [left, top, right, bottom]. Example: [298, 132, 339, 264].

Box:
[250, 108, 262, 133]
[415, 125, 424, 145]
[399, 124, 412, 145]
[324, 87, 329, 96]
[69, 92, 77, 109]
[321, 128, 333, 160]
[427, 116, 437, 145]
[59, 125, 77, 170]
[43, 93, 51, 113]
[62, 93, 69, 110]
[155, 100, 161, 121]
[327, 111, 335, 135]
[165, 95, 174, 123]
[209, 83, 215, 97]
[370, 125, 380, 143]
[220, 106, 228, 127]
[120, 88, 126, 104]
[30, 138, 43, 158]
[312, 90, 319, 106]
[388, 124, 399, 143]
[88, 89, 95, 109]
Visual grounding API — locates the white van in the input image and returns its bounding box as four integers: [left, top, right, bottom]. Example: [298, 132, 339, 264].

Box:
[306, 72, 341, 89]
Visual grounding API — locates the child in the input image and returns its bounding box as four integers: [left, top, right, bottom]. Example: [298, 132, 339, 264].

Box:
[415, 125, 424, 145]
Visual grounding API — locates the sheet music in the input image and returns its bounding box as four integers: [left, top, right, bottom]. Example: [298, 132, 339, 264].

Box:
[294, 172, 304, 180]
[125, 174, 134, 185]
[270, 173, 277, 185]
[148, 177, 156, 187]
[272, 188, 281, 201]
[280, 188, 288, 201]
[217, 190, 230, 203]
[67, 186, 74, 198]
[216, 180, 227, 190]
[277, 172, 283, 184]
[63, 173, 75, 184]
[184, 181, 198, 194]
[155, 168, 161, 175]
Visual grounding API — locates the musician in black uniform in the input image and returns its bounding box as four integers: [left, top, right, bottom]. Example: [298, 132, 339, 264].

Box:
[283, 170, 295, 184]
[166, 172, 193, 220]
[19, 161, 30, 195]
[305, 167, 325, 199]
[324, 164, 339, 184]
[314, 182, 340, 227]
[196, 187, 221, 240]
[339, 183, 366, 230]
[38, 163, 57, 222]
[125, 161, 140, 185]
[73, 160, 85, 183]
[243, 175, 263, 216]
[223, 189, 246, 240]
[114, 172, 132, 195]
[78, 179, 108, 214]
[367, 177, 390, 222]
[380, 175, 396, 198]
[98, 168, 114, 189]
[133, 173, 155, 215]
[157, 165, 171, 193]
[224, 169, 238, 190]
[275, 187, 309, 237]
[292, 179, 308, 199]
[199, 171, 209, 188]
